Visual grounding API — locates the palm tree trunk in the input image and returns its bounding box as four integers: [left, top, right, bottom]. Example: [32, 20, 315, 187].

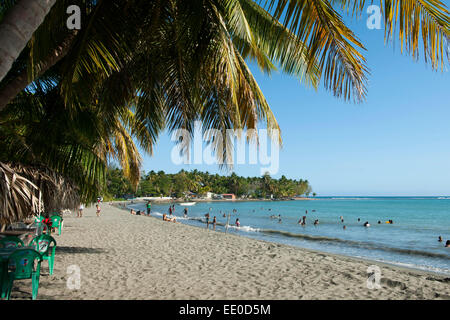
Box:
[0, 0, 57, 83]
[0, 31, 77, 111]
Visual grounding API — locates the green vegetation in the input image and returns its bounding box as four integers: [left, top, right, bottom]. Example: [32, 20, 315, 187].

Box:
[105, 168, 313, 200]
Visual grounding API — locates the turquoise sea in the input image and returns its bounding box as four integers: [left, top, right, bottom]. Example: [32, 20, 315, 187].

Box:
[129, 197, 450, 275]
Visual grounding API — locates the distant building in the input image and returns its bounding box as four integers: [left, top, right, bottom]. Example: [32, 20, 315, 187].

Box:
[205, 192, 214, 199]
[222, 193, 236, 200]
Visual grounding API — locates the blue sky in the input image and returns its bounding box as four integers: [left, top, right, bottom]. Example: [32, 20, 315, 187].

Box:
[138, 10, 450, 196]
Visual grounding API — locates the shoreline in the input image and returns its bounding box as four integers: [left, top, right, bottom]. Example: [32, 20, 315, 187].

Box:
[12, 203, 449, 300]
[113, 202, 450, 279]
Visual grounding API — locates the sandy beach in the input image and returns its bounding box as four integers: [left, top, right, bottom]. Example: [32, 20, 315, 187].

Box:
[9, 203, 450, 300]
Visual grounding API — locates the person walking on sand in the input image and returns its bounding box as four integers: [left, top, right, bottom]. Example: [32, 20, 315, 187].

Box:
[96, 203, 101, 217]
[78, 203, 84, 218]
[213, 216, 217, 231]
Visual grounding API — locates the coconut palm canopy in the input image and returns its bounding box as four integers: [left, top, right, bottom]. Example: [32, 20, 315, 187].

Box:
[0, 0, 448, 221]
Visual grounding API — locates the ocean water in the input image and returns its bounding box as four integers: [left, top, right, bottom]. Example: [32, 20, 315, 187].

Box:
[128, 197, 450, 275]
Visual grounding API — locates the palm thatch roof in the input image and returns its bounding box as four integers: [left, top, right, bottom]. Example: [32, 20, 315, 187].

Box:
[0, 162, 80, 226]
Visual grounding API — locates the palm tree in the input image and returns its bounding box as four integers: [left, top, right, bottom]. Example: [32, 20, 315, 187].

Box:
[0, 0, 58, 82]
[0, 0, 448, 111]
[0, 83, 150, 204]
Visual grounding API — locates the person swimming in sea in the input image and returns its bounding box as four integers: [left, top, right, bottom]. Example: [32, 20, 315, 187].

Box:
[445, 240, 450, 248]
[343, 225, 346, 230]
[363, 221, 370, 227]
[438, 236, 443, 242]
[313, 219, 319, 226]
[301, 216, 306, 226]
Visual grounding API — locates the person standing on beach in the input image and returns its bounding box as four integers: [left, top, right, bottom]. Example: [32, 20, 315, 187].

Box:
[205, 213, 210, 229]
[78, 203, 84, 218]
[96, 203, 101, 217]
[184, 207, 188, 218]
[146, 201, 152, 215]
[213, 216, 217, 230]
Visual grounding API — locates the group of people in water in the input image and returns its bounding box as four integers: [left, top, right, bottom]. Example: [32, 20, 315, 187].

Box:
[438, 236, 450, 247]
[130, 203, 450, 247]
[204, 209, 240, 231]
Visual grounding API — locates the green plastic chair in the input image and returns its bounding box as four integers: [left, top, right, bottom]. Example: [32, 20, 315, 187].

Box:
[0, 236, 24, 249]
[50, 215, 63, 235]
[4, 248, 43, 300]
[30, 235, 56, 275]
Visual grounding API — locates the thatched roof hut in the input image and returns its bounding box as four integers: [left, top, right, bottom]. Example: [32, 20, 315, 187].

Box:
[0, 162, 80, 227]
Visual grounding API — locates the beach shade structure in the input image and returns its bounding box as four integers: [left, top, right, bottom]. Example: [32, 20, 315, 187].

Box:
[4, 248, 43, 300]
[50, 215, 63, 236]
[0, 162, 80, 229]
[0, 236, 24, 249]
[30, 235, 56, 275]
